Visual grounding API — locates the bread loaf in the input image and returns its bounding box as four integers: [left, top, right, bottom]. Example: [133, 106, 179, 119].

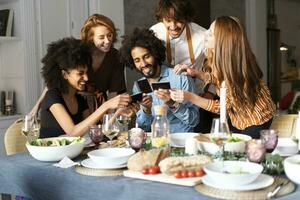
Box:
[127, 148, 170, 171]
[159, 155, 212, 175]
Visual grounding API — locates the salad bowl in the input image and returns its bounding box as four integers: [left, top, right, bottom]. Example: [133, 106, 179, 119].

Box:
[26, 136, 85, 161]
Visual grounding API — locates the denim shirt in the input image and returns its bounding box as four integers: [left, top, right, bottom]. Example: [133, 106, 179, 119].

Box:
[132, 65, 200, 133]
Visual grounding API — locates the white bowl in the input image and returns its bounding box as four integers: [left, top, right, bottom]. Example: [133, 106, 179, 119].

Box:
[284, 155, 300, 184]
[170, 132, 199, 147]
[274, 138, 298, 156]
[87, 148, 135, 166]
[197, 133, 252, 154]
[26, 137, 85, 162]
[204, 161, 263, 186]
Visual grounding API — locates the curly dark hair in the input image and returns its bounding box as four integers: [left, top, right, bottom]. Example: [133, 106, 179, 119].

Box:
[119, 28, 166, 69]
[41, 37, 92, 93]
[155, 0, 194, 22]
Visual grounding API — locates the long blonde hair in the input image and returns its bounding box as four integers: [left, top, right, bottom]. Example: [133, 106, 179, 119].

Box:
[80, 14, 117, 44]
[211, 16, 263, 109]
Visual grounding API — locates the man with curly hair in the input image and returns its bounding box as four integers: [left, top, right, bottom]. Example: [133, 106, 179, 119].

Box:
[40, 37, 131, 138]
[120, 28, 199, 133]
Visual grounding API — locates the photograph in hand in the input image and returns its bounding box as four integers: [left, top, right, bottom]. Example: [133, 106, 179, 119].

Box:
[137, 79, 153, 93]
[130, 93, 143, 103]
[151, 82, 171, 90]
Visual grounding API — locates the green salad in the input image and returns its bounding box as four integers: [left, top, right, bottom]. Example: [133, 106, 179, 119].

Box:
[30, 137, 83, 147]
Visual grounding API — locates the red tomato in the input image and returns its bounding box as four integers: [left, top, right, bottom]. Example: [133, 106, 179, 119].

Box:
[149, 167, 159, 175]
[187, 171, 196, 178]
[142, 168, 149, 175]
[181, 171, 188, 178]
[195, 169, 205, 177]
[150, 166, 160, 173]
[174, 171, 182, 179]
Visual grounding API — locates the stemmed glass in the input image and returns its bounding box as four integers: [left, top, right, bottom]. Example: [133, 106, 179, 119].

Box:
[210, 118, 230, 158]
[22, 114, 40, 142]
[102, 114, 120, 147]
[88, 125, 103, 148]
[117, 115, 131, 132]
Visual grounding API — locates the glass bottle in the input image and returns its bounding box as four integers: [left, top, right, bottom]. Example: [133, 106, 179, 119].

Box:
[151, 105, 170, 149]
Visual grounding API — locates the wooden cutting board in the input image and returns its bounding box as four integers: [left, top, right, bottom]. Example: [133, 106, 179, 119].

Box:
[123, 170, 202, 186]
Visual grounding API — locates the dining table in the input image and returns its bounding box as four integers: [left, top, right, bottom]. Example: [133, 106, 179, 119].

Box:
[0, 152, 299, 200]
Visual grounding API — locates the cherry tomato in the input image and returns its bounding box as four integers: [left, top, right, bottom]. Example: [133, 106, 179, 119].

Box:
[181, 171, 188, 178]
[174, 171, 182, 178]
[187, 171, 196, 178]
[142, 168, 149, 175]
[150, 166, 160, 173]
[149, 167, 159, 175]
[195, 169, 205, 177]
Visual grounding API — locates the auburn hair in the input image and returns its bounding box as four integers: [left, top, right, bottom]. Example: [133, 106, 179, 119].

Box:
[211, 16, 263, 109]
[80, 14, 117, 44]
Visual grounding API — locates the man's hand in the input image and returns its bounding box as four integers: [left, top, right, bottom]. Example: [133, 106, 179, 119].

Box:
[140, 94, 152, 113]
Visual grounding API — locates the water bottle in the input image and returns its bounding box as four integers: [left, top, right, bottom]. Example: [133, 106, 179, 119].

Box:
[151, 105, 170, 149]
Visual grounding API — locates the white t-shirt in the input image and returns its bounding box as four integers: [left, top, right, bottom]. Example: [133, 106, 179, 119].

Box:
[150, 22, 208, 93]
[150, 22, 206, 71]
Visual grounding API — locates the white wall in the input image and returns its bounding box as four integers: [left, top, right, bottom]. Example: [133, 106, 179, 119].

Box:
[90, 0, 124, 48]
[245, 0, 268, 81]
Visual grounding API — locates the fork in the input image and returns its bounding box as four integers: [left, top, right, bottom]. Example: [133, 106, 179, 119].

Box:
[267, 179, 290, 199]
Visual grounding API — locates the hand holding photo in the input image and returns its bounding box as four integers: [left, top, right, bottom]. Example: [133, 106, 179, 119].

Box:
[151, 82, 171, 90]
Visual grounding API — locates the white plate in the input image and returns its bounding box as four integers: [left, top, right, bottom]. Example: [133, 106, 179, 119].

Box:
[202, 174, 274, 191]
[81, 158, 127, 169]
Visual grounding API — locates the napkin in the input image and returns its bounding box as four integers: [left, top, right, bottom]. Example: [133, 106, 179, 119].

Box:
[53, 156, 79, 168]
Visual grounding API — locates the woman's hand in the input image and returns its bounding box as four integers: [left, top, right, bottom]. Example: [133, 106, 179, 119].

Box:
[116, 103, 140, 117]
[169, 89, 188, 103]
[173, 64, 199, 77]
[154, 89, 171, 103]
[105, 94, 130, 109]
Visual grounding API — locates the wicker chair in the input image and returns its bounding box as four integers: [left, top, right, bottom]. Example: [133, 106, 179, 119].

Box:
[4, 120, 27, 156]
[270, 114, 297, 138]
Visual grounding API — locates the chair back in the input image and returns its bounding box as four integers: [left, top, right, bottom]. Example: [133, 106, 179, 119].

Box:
[4, 120, 27, 155]
[270, 114, 297, 138]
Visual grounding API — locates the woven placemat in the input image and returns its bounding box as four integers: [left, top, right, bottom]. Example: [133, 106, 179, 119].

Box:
[75, 165, 126, 177]
[195, 176, 295, 200]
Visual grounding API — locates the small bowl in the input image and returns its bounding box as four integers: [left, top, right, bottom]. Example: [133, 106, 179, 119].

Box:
[197, 133, 252, 154]
[274, 138, 298, 156]
[170, 132, 199, 147]
[284, 155, 300, 184]
[204, 161, 263, 186]
[87, 148, 135, 166]
[26, 137, 85, 162]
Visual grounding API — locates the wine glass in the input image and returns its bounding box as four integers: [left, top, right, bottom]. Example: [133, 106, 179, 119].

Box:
[88, 125, 103, 148]
[102, 114, 120, 147]
[210, 118, 230, 158]
[22, 115, 40, 143]
[260, 129, 278, 153]
[117, 115, 131, 132]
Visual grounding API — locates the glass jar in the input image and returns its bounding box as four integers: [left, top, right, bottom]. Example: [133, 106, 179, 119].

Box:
[151, 105, 170, 149]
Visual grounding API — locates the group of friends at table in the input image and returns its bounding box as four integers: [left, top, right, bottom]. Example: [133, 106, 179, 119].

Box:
[27, 0, 276, 141]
